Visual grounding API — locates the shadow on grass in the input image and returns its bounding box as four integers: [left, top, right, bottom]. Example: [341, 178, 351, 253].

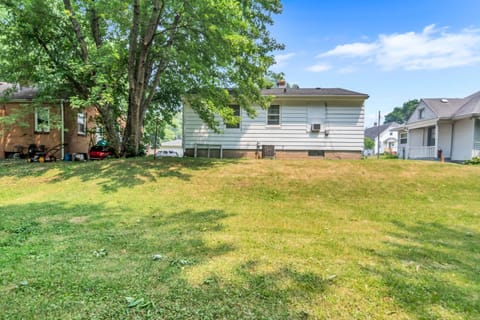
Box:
[0, 157, 235, 192]
[363, 220, 480, 319]
[0, 202, 327, 319]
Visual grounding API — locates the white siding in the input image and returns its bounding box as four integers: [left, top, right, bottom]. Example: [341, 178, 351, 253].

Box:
[407, 101, 436, 124]
[452, 118, 475, 161]
[438, 123, 453, 158]
[184, 100, 365, 152]
[409, 128, 424, 147]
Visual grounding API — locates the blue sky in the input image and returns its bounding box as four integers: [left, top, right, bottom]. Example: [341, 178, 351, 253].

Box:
[269, 0, 480, 126]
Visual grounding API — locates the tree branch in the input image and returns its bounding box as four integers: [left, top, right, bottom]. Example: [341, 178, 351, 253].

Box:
[89, 2, 102, 48]
[142, 13, 182, 116]
[33, 33, 88, 98]
[63, 0, 89, 63]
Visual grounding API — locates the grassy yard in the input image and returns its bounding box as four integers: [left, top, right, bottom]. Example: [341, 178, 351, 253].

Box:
[0, 158, 479, 319]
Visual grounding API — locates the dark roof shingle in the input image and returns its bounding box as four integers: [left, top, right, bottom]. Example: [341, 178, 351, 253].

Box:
[261, 87, 368, 97]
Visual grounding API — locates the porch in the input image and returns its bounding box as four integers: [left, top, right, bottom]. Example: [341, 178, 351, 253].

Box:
[406, 146, 437, 160]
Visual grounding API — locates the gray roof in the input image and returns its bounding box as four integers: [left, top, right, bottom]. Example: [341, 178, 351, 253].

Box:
[422, 98, 465, 118]
[454, 91, 480, 118]
[261, 87, 368, 98]
[364, 122, 398, 139]
[422, 90, 480, 119]
[0, 82, 37, 100]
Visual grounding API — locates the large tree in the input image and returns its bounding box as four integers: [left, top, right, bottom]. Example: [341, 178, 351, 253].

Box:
[384, 99, 419, 124]
[0, 0, 282, 155]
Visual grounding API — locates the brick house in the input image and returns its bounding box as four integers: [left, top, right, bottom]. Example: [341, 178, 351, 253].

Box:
[0, 83, 97, 160]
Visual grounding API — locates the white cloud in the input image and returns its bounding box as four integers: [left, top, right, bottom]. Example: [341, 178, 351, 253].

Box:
[306, 63, 332, 72]
[338, 66, 357, 74]
[273, 52, 296, 68]
[317, 25, 480, 71]
[318, 42, 378, 58]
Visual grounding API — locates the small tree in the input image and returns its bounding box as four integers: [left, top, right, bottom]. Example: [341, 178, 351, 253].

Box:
[364, 137, 375, 150]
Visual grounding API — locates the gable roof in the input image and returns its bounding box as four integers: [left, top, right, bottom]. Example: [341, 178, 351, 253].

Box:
[261, 87, 368, 98]
[364, 122, 398, 139]
[0, 82, 37, 100]
[420, 90, 480, 120]
[454, 91, 480, 118]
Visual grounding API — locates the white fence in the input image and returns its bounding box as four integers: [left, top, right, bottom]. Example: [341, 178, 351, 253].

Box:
[408, 146, 436, 159]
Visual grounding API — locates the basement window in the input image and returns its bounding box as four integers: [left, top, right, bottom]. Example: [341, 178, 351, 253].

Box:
[308, 150, 325, 157]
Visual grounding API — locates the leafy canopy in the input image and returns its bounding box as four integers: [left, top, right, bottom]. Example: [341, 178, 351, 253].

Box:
[384, 99, 419, 124]
[0, 0, 283, 155]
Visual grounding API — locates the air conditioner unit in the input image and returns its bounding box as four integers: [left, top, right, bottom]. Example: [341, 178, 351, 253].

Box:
[311, 123, 321, 132]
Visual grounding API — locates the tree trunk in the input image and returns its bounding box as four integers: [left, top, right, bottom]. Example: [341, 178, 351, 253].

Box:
[97, 104, 121, 155]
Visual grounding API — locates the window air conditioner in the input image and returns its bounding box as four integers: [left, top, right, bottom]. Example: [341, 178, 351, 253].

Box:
[311, 123, 321, 132]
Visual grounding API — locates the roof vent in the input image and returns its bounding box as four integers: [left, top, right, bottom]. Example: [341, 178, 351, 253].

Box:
[441, 98, 448, 103]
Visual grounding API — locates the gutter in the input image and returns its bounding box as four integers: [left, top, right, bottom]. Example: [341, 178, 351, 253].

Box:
[61, 99, 65, 159]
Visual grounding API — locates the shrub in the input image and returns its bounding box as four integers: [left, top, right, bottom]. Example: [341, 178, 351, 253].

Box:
[464, 157, 480, 165]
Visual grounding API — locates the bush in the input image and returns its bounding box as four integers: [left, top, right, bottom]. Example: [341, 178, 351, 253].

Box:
[464, 157, 480, 165]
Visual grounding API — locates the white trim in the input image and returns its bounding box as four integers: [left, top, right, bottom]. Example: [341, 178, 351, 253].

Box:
[405, 119, 437, 130]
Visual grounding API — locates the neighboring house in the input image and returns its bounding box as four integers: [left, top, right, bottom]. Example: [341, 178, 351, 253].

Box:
[183, 87, 369, 159]
[0, 82, 96, 160]
[364, 122, 400, 155]
[398, 91, 480, 161]
[160, 139, 183, 157]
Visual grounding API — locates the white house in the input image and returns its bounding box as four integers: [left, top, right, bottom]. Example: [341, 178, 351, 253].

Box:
[364, 122, 400, 155]
[399, 91, 480, 161]
[183, 87, 369, 159]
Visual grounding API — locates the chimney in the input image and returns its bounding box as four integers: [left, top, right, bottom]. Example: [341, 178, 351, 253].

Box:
[277, 79, 287, 88]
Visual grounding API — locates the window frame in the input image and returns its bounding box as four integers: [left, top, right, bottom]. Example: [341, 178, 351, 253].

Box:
[267, 105, 281, 126]
[225, 105, 241, 129]
[400, 132, 408, 144]
[427, 126, 436, 146]
[34, 107, 50, 133]
[77, 112, 87, 135]
[418, 108, 425, 120]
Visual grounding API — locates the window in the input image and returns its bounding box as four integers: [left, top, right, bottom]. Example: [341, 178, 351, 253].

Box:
[225, 105, 240, 129]
[35, 107, 50, 133]
[77, 112, 87, 135]
[418, 108, 425, 119]
[400, 132, 408, 144]
[427, 126, 435, 146]
[267, 105, 280, 125]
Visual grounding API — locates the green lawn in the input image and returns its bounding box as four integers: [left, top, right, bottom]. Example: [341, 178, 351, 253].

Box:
[0, 158, 479, 319]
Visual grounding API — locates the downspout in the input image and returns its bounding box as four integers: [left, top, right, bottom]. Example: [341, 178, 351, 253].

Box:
[61, 99, 65, 159]
[434, 122, 439, 159]
[450, 122, 455, 160]
[182, 103, 185, 155]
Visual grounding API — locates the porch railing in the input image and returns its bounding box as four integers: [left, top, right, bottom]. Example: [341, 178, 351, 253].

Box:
[408, 146, 436, 159]
[474, 142, 480, 158]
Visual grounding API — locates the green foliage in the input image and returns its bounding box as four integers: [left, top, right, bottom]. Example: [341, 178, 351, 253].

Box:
[364, 137, 375, 150]
[0, 0, 283, 156]
[464, 157, 480, 165]
[384, 99, 419, 124]
[143, 112, 182, 148]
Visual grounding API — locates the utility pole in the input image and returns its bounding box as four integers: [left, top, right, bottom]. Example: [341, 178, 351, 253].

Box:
[153, 116, 159, 160]
[377, 111, 381, 159]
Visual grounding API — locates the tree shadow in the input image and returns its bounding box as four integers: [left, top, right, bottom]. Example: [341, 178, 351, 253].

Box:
[361, 220, 480, 319]
[0, 202, 328, 319]
[0, 157, 236, 192]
